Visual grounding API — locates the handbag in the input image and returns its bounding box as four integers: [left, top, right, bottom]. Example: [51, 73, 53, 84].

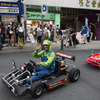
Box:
[9, 30, 13, 34]
[18, 32, 24, 37]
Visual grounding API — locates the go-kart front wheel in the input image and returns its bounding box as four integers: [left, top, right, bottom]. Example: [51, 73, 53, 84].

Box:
[69, 68, 80, 82]
[30, 81, 44, 98]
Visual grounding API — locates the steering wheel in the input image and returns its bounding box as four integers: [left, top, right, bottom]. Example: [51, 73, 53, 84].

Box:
[30, 60, 36, 66]
[29, 60, 38, 75]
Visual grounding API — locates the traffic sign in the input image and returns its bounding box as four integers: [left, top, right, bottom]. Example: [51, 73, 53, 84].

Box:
[41, 5, 48, 15]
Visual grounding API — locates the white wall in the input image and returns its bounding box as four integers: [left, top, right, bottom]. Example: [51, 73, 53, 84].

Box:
[1, 0, 100, 10]
[0, 0, 16, 2]
[23, 0, 100, 10]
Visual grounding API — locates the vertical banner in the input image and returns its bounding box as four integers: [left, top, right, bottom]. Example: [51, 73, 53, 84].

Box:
[85, 17, 89, 37]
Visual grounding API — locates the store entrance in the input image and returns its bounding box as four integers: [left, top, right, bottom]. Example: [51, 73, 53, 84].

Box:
[26, 20, 54, 34]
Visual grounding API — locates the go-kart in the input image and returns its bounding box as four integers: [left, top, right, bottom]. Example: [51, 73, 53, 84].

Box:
[85, 50, 100, 67]
[2, 52, 80, 98]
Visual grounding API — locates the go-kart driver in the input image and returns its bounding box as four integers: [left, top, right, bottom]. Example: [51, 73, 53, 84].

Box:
[26, 40, 55, 83]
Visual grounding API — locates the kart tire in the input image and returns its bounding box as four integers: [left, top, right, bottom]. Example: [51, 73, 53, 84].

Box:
[30, 81, 44, 98]
[69, 68, 80, 82]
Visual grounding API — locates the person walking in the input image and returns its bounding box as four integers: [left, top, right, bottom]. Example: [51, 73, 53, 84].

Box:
[18, 23, 24, 48]
[81, 25, 87, 44]
[7, 22, 13, 46]
[65, 25, 71, 48]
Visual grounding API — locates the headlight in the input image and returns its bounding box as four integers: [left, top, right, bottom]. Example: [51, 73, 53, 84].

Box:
[21, 66, 24, 70]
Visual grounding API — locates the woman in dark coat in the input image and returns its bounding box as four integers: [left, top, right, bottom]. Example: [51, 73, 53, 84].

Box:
[70, 27, 79, 47]
[1, 22, 5, 44]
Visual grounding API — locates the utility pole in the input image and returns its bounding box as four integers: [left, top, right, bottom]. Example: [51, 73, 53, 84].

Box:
[23, 4, 27, 44]
[41, 14, 44, 50]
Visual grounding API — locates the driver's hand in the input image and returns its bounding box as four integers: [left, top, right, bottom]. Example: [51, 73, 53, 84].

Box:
[36, 62, 40, 66]
[36, 43, 41, 51]
[27, 76, 29, 79]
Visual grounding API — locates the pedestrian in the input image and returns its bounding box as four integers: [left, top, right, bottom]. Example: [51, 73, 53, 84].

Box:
[10, 25, 16, 46]
[0, 27, 3, 50]
[81, 25, 87, 44]
[43, 24, 48, 40]
[70, 27, 79, 48]
[65, 25, 71, 48]
[34, 28, 37, 42]
[37, 25, 42, 43]
[57, 29, 62, 43]
[59, 29, 62, 36]
[15, 23, 18, 44]
[1, 22, 6, 45]
[37, 25, 40, 43]
[51, 28, 54, 41]
[45, 27, 50, 40]
[56, 28, 59, 36]
[7, 22, 13, 46]
[88, 25, 93, 42]
[18, 23, 24, 48]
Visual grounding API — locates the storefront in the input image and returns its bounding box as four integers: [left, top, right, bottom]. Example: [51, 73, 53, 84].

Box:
[26, 5, 61, 33]
[23, 0, 100, 40]
[0, 2, 23, 25]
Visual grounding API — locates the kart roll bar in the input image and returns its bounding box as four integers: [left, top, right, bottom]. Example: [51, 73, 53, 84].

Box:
[56, 52, 76, 61]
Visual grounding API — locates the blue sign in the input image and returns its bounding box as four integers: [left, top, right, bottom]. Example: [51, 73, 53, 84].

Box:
[0, 2, 23, 15]
[43, 5, 47, 12]
[41, 5, 48, 15]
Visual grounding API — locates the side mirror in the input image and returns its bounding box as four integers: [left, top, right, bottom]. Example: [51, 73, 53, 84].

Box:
[12, 60, 17, 69]
[12, 60, 15, 65]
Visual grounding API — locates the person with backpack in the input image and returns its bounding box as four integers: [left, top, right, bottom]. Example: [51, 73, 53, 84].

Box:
[18, 23, 24, 48]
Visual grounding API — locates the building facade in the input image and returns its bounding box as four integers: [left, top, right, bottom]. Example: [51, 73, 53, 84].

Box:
[0, 1, 23, 25]
[23, 0, 100, 40]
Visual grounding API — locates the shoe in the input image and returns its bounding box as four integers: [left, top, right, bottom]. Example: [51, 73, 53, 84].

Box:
[14, 45, 17, 47]
[73, 46, 76, 48]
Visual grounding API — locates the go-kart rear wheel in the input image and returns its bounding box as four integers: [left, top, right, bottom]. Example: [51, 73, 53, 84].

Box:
[30, 81, 44, 98]
[69, 68, 80, 82]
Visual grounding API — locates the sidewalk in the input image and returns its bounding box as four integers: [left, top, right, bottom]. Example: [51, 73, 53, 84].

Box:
[0, 40, 100, 54]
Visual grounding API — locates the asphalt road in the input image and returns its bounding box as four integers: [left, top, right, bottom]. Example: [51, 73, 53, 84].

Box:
[0, 50, 100, 100]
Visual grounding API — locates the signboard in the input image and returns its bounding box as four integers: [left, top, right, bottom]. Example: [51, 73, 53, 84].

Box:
[23, 0, 100, 10]
[0, 2, 23, 15]
[76, 32, 82, 43]
[26, 12, 55, 20]
[55, 14, 60, 28]
[41, 5, 48, 15]
[28, 34, 35, 44]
